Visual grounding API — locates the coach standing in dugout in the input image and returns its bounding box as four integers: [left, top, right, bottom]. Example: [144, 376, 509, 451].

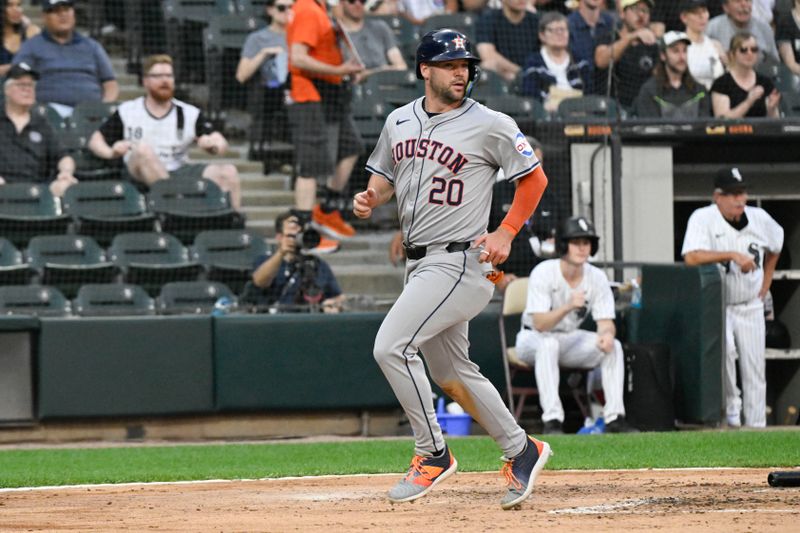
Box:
[12, 0, 117, 116]
[286, 0, 364, 254]
[681, 167, 783, 428]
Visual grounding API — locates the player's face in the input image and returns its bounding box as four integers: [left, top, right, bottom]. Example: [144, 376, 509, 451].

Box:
[144, 63, 176, 102]
[424, 59, 470, 106]
[715, 190, 748, 220]
[566, 238, 592, 264]
[680, 6, 709, 33]
[664, 42, 688, 74]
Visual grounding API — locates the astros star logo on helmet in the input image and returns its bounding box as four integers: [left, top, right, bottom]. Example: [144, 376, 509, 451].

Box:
[452, 37, 466, 50]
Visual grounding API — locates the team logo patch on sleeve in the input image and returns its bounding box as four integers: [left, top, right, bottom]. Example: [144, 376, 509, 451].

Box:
[514, 132, 533, 158]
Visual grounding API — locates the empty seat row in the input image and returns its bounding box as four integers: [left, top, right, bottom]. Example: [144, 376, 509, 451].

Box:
[0, 178, 244, 247]
[0, 281, 237, 317]
[0, 229, 267, 297]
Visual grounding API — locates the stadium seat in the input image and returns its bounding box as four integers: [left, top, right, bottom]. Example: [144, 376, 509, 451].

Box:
[420, 13, 477, 42]
[71, 101, 119, 147]
[192, 229, 268, 293]
[237, 0, 270, 17]
[147, 178, 245, 244]
[204, 14, 262, 117]
[482, 94, 546, 132]
[0, 237, 34, 286]
[0, 285, 71, 317]
[156, 280, 236, 315]
[0, 182, 71, 248]
[557, 95, 620, 121]
[351, 90, 390, 148]
[781, 91, 800, 117]
[62, 181, 158, 246]
[372, 14, 419, 49]
[25, 235, 118, 299]
[472, 69, 512, 99]
[109, 232, 203, 296]
[73, 283, 156, 317]
[362, 69, 420, 107]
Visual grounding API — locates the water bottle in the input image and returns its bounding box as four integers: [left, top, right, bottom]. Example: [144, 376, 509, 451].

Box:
[212, 296, 233, 317]
[630, 279, 642, 309]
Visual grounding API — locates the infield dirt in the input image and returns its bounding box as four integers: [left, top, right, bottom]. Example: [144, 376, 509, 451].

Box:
[1, 468, 797, 532]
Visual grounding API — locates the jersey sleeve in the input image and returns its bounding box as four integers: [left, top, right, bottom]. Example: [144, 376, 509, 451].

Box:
[241, 33, 260, 59]
[365, 120, 396, 184]
[589, 269, 616, 321]
[681, 208, 711, 256]
[524, 263, 553, 315]
[485, 113, 541, 182]
[98, 111, 124, 144]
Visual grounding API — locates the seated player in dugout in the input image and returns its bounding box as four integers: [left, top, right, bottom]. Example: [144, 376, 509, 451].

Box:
[87, 54, 242, 209]
[515, 216, 638, 434]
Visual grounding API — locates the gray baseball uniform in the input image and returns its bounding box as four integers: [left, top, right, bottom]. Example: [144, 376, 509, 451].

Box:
[515, 259, 625, 425]
[681, 204, 783, 427]
[366, 96, 541, 459]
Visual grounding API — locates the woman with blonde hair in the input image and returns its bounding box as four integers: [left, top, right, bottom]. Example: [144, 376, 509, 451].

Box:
[711, 32, 781, 118]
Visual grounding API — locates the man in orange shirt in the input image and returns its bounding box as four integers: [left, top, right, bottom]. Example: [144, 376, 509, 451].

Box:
[286, 0, 364, 253]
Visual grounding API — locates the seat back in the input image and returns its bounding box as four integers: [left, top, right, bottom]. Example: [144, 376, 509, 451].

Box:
[163, 0, 237, 23]
[502, 276, 529, 317]
[781, 91, 800, 117]
[157, 280, 236, 314]
[73, 283, 156, 317]
[0, 285, 70, 316]
[71, 101, 119, 146]
[0, 183, 62, 217]
[109, 232, 191, 267]
[420, 13, 477, 42]
[472, 69, 511, 98]
[62, 181, 147, 218]
[498, 276, 535, 419]
[148, 178, 231, 214]
[193, 229, 268, 268]
[25, 235, 107, 269]
[557, 95, 619, 120]
[0, 237, 23, 267]
[205, 13, 260, 51]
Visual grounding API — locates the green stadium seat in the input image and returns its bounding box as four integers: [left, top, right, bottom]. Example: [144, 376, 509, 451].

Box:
[192, 229, 268, 293]
[73, 283, 156, 317]
[0, 237, 34, 286]
[0, 182, 72, 248]
[557, 95, 620, 121]
[0, 285, 71, 317]
[157, 280, 236, 315]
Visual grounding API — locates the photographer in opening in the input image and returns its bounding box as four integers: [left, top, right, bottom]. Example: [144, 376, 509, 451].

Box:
[249, 210, 345, 313]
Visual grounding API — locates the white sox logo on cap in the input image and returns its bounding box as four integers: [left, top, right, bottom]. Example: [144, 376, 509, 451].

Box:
[732, 168, 743, 181]
[578, 218, 589, 231]
[452, 37, 466, 50]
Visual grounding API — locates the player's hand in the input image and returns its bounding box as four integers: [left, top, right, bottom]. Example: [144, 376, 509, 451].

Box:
[111, 140, 132, 158]
[49, 174, 78, 197]
[734, 252, 757, 273]
[339, 58, 365, 76]
[570, 289, 586, 310]
[388, 230, 405, 266]
[474, 226, 514, 266]
[597, 332, 615, 353]
[353, 187, 378, 219]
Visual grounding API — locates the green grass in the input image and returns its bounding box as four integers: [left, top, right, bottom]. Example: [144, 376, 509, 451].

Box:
[0, 431, 797, 488]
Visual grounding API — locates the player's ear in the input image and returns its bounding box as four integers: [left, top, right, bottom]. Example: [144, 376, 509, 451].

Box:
[420, 63, 429, 80]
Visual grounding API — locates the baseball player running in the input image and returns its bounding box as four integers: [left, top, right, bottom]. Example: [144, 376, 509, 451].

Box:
[515, 216, 637, 434]
[353, 29, 550, 510]
[682, 167, 783, 428]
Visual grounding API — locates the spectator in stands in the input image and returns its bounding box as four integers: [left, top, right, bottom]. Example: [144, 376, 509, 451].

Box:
[236, 0, 293, 152]
[776, 0, 800, 76]
[338, 0, 408, 78]
[710, 32, 781, 117]
[567, 0, 616, 86]
[248, 211, 345, 312]
[397, 0, 457, 25]
[651, 0, 722, 34]
[515, 216, 637, 434]
[12, 0, 118, 117]
[0, 0, 40, 77]
[594, 0, 660, 108]
[521, 12, 592, 111]
[476, 0, 540, 82]
[286, 0, 365, 254]
[751, 0, 776, 23]
[87, 55, 242, 208]
[706, 0, 779, 63]
[0, 63, 76, 197]
[633, 31, 711, 118]
[681, 0, 726, 90]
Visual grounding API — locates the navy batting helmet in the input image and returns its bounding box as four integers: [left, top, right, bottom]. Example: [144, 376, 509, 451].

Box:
[556, 216, 600, 256]
[415, 29, 480, 81]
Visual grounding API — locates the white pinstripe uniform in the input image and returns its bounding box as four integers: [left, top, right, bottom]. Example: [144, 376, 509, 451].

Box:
[515, 259, 625, 424]
[682, 204, 783, 427]
[366, 97, 541, 459]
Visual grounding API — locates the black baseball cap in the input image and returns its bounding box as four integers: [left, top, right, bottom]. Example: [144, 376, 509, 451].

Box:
[714, 167, 749, 193]
[6, 62, 39, 80]
[42, 0, 74, 12]
[679, 0, 707, 12]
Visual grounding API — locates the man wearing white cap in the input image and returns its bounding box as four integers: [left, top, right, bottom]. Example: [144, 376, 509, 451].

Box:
[633, 30, 711, 118]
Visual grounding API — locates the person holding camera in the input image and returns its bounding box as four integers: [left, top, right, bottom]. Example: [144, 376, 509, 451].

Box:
[514, 216, 636, 434]
[249, 211, 345, 312]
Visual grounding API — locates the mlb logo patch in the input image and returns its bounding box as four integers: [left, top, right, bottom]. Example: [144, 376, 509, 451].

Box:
[514, 132, 533, 157]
